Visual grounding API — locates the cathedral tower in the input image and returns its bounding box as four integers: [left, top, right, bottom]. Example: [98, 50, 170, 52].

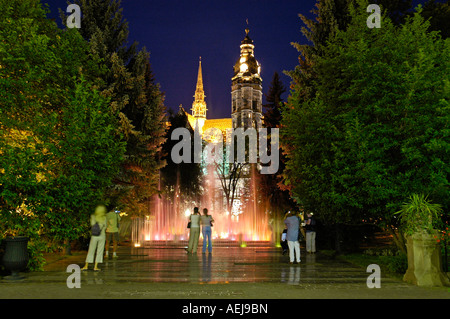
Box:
[231, 28, 263, 129]
[191, 57, 207, 133]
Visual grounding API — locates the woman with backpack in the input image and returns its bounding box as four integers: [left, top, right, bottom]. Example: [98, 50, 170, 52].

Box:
[82, 205, 107, 271]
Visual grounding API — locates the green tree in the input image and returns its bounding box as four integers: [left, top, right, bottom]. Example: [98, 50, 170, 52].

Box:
[282, 1, 356, 206]
[288, 0, 351, 105]
[0, 0, 125, 267]
[114, 54, 167, 215]
[259, 72, 295, 240]
[160, 107, 203, 204]
[40, 79, 125, 247]
[282, 0, 450, 252]
[374, 0, 413, 25]
[263, 72, 286, 128]
[287, 0, 413, 106]
[64, 0, 167, 215]
[422, 0, 450, 39]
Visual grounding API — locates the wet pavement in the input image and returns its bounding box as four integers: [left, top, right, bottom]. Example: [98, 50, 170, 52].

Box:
[0, 245, 449, 299]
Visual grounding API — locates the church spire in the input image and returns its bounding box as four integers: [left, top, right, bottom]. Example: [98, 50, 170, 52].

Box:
[192, 57, 207, 118]
[191, 57, 207, 132]
[195, 56, 204, 94]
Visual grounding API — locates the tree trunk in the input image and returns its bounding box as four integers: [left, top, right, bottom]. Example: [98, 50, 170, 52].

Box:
[64, 239, 72, 256]
[335, 223, 342, 254]
[387, 226, 406, 254]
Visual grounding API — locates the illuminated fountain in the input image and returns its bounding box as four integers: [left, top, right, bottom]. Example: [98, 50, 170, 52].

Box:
[131, 162, 272, 247]
[131, 28, 275, 246]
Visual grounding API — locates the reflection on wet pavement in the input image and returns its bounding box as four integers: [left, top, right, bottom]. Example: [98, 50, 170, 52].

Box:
[31, 246, 403, 287]
[5, 245, 448, 300]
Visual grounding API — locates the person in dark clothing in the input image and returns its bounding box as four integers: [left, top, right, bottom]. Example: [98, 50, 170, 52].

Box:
[305, 212, 317, 253]
[280, 228, 288, 255]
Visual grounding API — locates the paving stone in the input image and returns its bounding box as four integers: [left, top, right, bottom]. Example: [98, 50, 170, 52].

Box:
[0, 246, 448, 299]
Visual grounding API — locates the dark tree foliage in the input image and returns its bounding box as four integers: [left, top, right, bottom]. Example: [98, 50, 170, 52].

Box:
[160, 108, 203, 203]
[0, 0, 126, 267]
[263, 72, 286, 128]
[281, 0, 450, 252]
[260, 72, 295, 212]
[422, 0, 450, 39]
[375, 0, 413, 25]
[62, 0, 167, 214]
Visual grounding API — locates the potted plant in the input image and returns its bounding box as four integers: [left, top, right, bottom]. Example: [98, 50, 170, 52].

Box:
[396, 194, 449, 287]
[2, 236, 29, 281]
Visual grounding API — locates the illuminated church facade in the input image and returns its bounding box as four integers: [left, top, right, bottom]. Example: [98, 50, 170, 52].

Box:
[185, 28, 262, 135]
[181, 27, 265, 219]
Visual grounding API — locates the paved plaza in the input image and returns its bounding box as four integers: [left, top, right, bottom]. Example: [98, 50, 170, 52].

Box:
[0, 245, 449, 299]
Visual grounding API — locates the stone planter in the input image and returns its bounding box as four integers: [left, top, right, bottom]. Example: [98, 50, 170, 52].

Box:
[403, 232, 449, 287]
[1, 236, 29, 281]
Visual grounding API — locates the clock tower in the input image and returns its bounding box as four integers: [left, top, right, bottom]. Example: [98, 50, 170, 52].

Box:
[231, 28, 263, 130]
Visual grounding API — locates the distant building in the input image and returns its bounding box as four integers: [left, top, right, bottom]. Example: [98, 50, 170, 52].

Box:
[138, 29, 270, 243]
[184, 28, 262, 136]
[181, 28, 264, 220]
[231, 28, 263, 130]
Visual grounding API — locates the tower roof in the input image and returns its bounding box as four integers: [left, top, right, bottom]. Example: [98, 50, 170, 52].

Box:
[196, 57, 203, 92]
[241, 28, 253, 45]
[191, 57, 207, 119]
[232, 28, 261, 83]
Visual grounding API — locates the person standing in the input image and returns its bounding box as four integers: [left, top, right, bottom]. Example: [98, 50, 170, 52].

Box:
[200, 208, 214, 254]
[82, 205, 107, 271]
[305, 212, 317, 253]
[284, 211, 301, 264]
[187, 207, 201, 254]
[105, 208, 121, 258]
[280, 228, 288, 255]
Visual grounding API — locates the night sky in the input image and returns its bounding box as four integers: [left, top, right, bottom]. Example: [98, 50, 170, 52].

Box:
[43, 0, 429, 119]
